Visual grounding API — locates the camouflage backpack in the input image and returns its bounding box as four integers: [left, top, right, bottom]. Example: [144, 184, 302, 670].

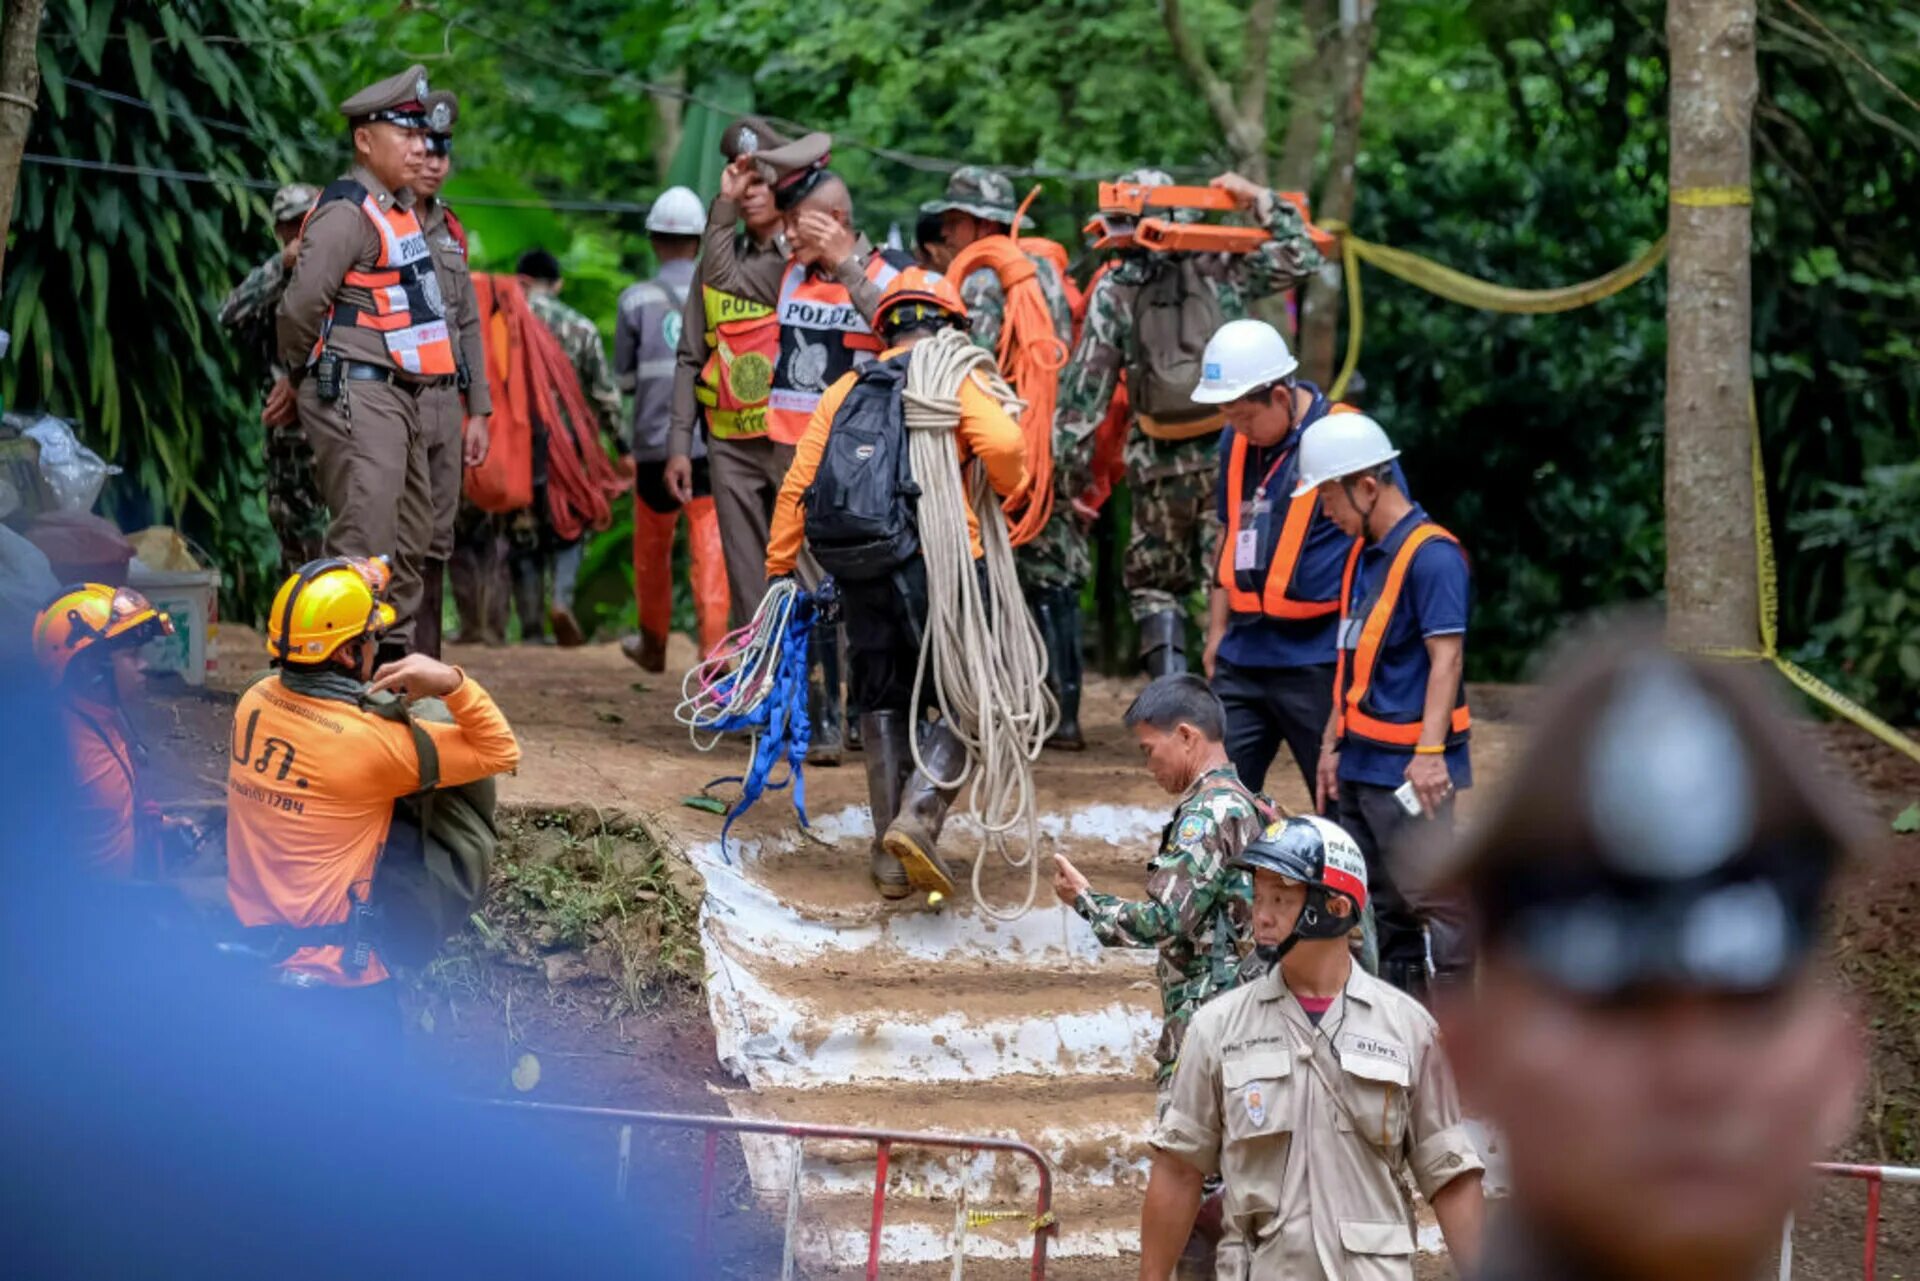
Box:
[1128, 256, 1227, 424]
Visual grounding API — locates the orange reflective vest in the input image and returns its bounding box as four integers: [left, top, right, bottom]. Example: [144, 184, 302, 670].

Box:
[313, 181, 457, 377]
[695, 282, 778, 440]
[1335, 522, 1472, 750]
[767, 254, 905, 446]
[1216, 406, 1360, 620]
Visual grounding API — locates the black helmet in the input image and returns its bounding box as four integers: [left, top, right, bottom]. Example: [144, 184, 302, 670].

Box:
[1234, 816, 1370, 958]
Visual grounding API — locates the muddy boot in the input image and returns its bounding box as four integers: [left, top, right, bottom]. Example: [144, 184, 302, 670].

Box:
[808, 626, 843, 767]
[861, 712, 912, 900]
[621, 631, 668, 672]
[841, 625, 864, 752]
[1036, 586, 1086, 751]
[1139, 609, 1187, 677]
[882, 718, 967, 899]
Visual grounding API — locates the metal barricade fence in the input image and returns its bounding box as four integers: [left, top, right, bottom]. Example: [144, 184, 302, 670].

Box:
[490, 1100, 1057, 1280]
[1779, 1162, 1920, 1281]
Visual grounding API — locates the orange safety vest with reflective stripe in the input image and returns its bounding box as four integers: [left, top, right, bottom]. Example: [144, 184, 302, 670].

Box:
[310, 180, 457, 377]
[1334, 522, 1472, 750]
[1216, 403, 1360, 620]
[695, 282, 778, 440]
[766, 253, 906, 446]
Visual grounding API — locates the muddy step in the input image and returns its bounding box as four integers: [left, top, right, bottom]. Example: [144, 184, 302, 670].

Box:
[708, 951, 1158, 1086]
[767, 1179, 1147, 1270]
[723, 1073, 1160, 1193]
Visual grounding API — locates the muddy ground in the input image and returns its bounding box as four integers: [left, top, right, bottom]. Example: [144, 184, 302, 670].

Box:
[138, 629, 1917, 1276]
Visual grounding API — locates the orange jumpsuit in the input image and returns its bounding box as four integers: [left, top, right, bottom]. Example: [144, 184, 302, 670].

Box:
[63, 700, 138, 877]
[225, 672, 520, 986]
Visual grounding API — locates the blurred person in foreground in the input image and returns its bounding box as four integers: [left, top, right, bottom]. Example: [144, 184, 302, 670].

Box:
[0, 658, 692, 1278]
[1423, 637, 1866, 1281]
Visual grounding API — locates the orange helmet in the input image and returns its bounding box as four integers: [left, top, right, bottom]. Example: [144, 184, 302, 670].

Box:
[875, 267, 968, 337]
[264, 556, 396, 664]
[33, 584, 175, 684]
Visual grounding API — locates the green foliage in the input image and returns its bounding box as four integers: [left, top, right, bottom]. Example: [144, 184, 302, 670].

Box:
[7, 0, 330, 616]
[1790, 462, 1920, 721]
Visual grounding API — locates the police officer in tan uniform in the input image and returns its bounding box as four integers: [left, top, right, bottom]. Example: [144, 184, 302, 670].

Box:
[1423, 638, 1867, 1281]
[277, 65, 449, 659]
[411, 88, 491, 658]
[1141, 815, 1485, 1280]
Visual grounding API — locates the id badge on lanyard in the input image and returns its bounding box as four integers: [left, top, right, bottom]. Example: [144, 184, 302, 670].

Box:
[1235, 499, 1265, 572]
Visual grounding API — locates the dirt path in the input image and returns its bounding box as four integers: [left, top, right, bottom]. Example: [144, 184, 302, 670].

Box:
[143, 628, 1916, 1276]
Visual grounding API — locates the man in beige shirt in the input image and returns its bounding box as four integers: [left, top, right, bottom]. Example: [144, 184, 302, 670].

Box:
[1142, 815, 1484, 1280]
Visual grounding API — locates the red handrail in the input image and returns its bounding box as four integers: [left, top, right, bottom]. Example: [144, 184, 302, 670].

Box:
[491, 1100, 1058, 1279]
[1783, 1162, 1920, 1281]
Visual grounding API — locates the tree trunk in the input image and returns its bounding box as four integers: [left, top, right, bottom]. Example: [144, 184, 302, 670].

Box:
[649, 72, 686, 192]
[1275, 0, 1335, 192]
[0, 0, 45, 286]
[1159, 0, 1279, 184]
[1299, 1, 1375, 388]
[1664, 0, 1760, 652]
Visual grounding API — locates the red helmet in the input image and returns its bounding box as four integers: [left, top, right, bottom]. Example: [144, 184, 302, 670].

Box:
[875, 267, 968, 337]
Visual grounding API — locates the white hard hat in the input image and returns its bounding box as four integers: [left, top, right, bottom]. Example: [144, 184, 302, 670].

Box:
[645, 185, 706, 235]
[1292, 412, 1400, 497]
[1191, 319, 1300, 404]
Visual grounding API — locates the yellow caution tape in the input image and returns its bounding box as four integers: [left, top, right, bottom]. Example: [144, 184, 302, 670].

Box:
[964, 1208, 1058, 1233]
[1320, 217, 1920, 764]
[1671, 185, 1753, 207]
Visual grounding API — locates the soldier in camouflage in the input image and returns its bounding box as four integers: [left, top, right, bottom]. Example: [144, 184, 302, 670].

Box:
[1056, 169, 1325, 676]
[1053, 675, 1274, 1088]
[516, 248, 626, 645]
[218, 181, 325, 578]
[925, 166, 1091, 748]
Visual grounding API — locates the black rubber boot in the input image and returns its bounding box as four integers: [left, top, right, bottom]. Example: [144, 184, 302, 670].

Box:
[860, 712, 913, 900]
[415, 559, 445, 660]
[509, 551, 548, 646]
[882, 718, 968, 900]
[1139, 609, 1188, 677]
[1039, 586, 1086, 751]
[808, 625, 843, 767]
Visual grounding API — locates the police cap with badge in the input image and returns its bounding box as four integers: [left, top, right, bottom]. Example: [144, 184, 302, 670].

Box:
[339, 64, 433, 131]
[754, 133, 836, 211]
[422, 90, 458, 157]
[1415, 637, 1864, 997]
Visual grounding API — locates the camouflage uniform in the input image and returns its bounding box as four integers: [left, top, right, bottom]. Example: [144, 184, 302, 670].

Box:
[218, 181, 327, 577]
[1056, 183, 1325, 622]
[1071, 763, 1271, 1084]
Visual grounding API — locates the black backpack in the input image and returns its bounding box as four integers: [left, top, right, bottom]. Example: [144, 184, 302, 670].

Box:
[802, 352, 921, 581]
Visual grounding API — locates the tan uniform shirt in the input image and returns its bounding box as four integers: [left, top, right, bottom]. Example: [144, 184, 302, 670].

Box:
[417, 196, 492, 416]
[277, 164, 422, 374]
[1153, 963, 1483, 1281]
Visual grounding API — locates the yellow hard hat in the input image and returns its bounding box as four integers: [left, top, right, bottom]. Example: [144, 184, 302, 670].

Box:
[265, 557, 397, 663]
[33, 583, 175, 683]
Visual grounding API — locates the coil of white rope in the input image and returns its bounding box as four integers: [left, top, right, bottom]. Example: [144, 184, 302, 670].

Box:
[675, 577, 800, 751]
[901, 328, 1060, 922]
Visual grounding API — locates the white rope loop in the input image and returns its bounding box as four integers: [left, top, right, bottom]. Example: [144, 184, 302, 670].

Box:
[675, 577, 800, 751]
[901, 328, 1059, 922]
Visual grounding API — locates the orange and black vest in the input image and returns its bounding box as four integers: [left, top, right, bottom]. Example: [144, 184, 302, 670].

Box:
[767, 251, 910, 446]
[311, 179, 457, 377]
[1216, 404, 1361, 621]
[1335, 521, 1472, 751]
[695, 278, 778, 441]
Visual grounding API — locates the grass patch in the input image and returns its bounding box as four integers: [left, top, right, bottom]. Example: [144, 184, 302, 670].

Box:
[422, 806, 707, 1022]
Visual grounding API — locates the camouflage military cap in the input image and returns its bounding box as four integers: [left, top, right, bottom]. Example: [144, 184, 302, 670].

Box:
[1111, 167, 1200, 224]
[271, 182, 320, 224]
[920, 166, 1032, 230]
[720, 114, 793, 161]
[339, 64, 431, 127]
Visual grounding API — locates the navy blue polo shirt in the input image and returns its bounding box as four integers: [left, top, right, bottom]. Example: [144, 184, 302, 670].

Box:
[1336, 504, 1473, 790]
[1214, 385, 1400, 671]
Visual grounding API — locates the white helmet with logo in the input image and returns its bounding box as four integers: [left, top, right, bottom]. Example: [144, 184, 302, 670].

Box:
[1292, 412, 1400, 497]
[645, 185, 706, 236]
[1192, 318, 1300, 404]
